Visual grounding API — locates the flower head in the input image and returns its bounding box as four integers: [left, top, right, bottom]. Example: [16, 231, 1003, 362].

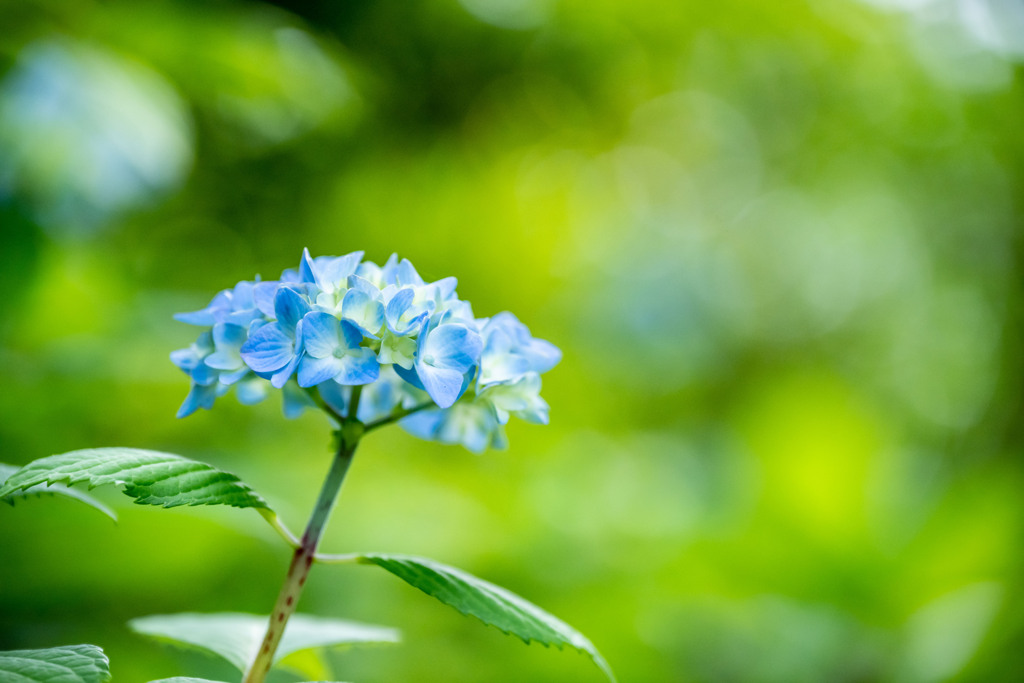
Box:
[171, 249, 560, 451]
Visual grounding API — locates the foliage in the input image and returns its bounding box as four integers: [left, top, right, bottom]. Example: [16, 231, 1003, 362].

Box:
[351, 554, 614, 681]
[129, 612, 399, 677]
[0, 463, 115, 521]
[0, 645, 110, 683]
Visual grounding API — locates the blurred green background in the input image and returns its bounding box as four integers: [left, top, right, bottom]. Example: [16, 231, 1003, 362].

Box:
[2, 0, 1024, 681]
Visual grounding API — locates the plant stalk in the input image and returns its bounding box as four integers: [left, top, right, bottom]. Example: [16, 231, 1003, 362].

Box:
[241, 423, 362, 683]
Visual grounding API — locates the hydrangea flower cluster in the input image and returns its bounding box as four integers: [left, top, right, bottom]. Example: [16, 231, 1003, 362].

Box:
[171, 250, 561, 452]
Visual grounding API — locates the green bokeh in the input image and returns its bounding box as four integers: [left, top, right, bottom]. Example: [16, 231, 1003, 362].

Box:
[2, 0, 1023, 681]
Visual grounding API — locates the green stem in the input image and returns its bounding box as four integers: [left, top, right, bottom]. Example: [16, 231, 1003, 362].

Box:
[364, 401, 435, 432]
[257, 509, 300, 549]
[313, 552, 362, 565]
[348, 385, 363, 422]
[242, 425, 362, 683]
[303, 386, 345, 425]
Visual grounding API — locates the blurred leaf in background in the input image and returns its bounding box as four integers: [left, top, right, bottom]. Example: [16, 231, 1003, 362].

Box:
[1, 0, 1023, 681]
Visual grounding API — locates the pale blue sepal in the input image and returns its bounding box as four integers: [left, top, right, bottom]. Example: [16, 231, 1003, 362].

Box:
[213, 322, 247, 348]
[321, 251, 365, 286]
[297, 355, 344, 387]
[418, 363, 466, 409]
[282, 380, 315, 419]
[300, 312, 344, 358]
[270, 352, 302, 388]
[481, 373, 548, 425]
[393, 363, 425, 391]
[400, 409, 444, 440]
[432, 276, 458, 300]
[253, 281, 279, 317]
[332, 348, 380, 385]
[205, 323, 247, 371]
[299, 247, 319, 285]
[356, 371, 401, 422]
[176, 382, 218, 418]
[384, 287, 428, 335]
[173, 309, 216, 326]
[218, 367, 249, 385]
[395, 258, 424, 287]
[236, 376, 270, 405]
[341, 288, 385, 338]
[346, 274, 379, 296]
[317, 380, 350, 415]
[241, 323, 293, 373]
[190, 362, 218, 386]
[420, 323, 482, 374]
[275, 286, 311, 329]
[170, 348, 200, 371]
[385, 287, 414, 322]
[524, 338, 562, 374]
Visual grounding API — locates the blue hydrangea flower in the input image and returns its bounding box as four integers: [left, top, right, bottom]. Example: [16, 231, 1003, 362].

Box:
[175, 279, 267, 328]
[170, 249, 559, 452]
[477, 312, 561, 387]
[239, 286, 310, 388]
[394, 314, 482, 409]
[297, 312, 379, 387]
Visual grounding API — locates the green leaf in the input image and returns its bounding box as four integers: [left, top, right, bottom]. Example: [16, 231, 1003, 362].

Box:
[129, 612, 399, 674]
[0, 644, 110, 683]
[0, 463, 117, 522]
[0, 449, 268, 510]
[355, 554, 615, 682]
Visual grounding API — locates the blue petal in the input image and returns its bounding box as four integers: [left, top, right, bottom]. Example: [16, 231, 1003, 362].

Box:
[418, 363, 466, 408]
[213, 322, 247, 349]
[299, 248, 319, 285]
[339, 319, 365, 348]
[333, 348, 380, 385]
[170, 348, 200, 371]
[253, 281, 279, 317]
[357, 377, 399, 422]
[400, 409, 445, 439]
[224, 309, 262, 327]
[385, 287, 414, 329]
[346, 274, 379, 296]
[270, 353, 303, 389]
[176, 383, 218, 418]
[191, 363, 219, 386]
[240, 323, 293, 373]
[275, 286, 311, 330]
[218, 367, 249, 385]
[524, 338, 562, 373]
[205, 351, 242, 371]
[319, 251, 364, 286]
[393, 363, 425, 391]
[395, 258, 423, 287]
[236, 377, 270, 405]
[282, 381, 315, 419]
[379, 253, 400, 284]
[436, 406, 495, 454]
[297, 354, 344, 387]
[174, 291, 229, 326]
[421, 323, 482, 373]
[301, 312, 342, 358]
[317, 380, 350, 415]
[174, 309, 216, 326]
[431, 276, 458, 300]
[342, 289, 385, 337]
